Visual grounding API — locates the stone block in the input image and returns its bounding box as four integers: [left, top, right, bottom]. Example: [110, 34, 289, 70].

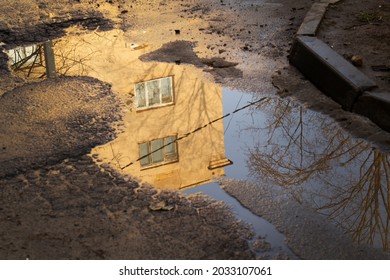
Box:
[289, 36, 377, 110]
[353, 91, 390, 132]
[297, 2, 329, 36]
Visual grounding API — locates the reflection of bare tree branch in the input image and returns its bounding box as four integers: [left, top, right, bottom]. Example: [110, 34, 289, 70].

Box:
[249, 109, 367, 186]
[247, 97, 390, 251]
[53, 40, 97, 76]
[11, 46, 41, 70]
[10, 38, 99, 79]
[10, 44, 45, 78]
[318, 151, 390, 251]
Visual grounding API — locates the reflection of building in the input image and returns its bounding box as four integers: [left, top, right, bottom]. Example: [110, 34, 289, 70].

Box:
[100, 63, 231, 190]
[85, 36, 232, 189]
[6, 42, 56, 79]
[9, 29, 231, 190]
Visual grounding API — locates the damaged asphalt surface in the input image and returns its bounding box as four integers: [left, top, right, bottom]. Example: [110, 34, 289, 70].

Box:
[1, 0, 390, 259]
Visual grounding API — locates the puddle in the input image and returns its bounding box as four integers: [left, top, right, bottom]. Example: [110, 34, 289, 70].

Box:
[184, 182, 297, 259]
[222, 88, 268, 179]
[237, 96, 390, 253]
[183, 89, 300, 258]
[5, 28, 295, 257]
[5, 27, 390, 256]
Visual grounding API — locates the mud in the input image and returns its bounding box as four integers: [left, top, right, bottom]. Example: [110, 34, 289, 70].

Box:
[0, 0, 390, 260]
[140, 40, 243, 82]
[272, 0, 390, 150]
[0, 76, 122, 177]
[0, 156, 253, 259]
[0, 13, 113, 48]
[318, 0, 390, 92]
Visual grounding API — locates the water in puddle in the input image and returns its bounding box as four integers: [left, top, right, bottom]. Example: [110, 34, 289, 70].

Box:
[6, 28, 390, 256]
[244, 96, 390, 253]
[220, 86, 390, 254]
[183, 182, 297, 259]
[183, 89, 300, 258]
[6, 29, 296, 257]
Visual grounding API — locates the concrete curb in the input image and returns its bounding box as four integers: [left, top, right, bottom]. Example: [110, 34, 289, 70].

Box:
[297, 2, 329, 36]
[290, 35, 377, 110]
[289, 0, 390, 132]
[353, 91, 390, 132]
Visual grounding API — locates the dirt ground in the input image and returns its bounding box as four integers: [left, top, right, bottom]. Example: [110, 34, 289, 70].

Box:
[272, 0, 390, 150]
[318, 0, 390, 93]
[0, 0, 390, 259]
[0, 156, 254, 259]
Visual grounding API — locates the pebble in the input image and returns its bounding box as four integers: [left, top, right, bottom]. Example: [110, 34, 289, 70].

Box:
[351, 55, 363, 67]
[48, 170, 60, 175]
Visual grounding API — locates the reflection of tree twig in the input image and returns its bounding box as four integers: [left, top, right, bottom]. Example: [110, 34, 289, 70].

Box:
[10, 45, 45, 78]
[11, 45, 41, 70]
[53, 40, 97, 76]
[247, 97, 390, 251]
[109, 143, 130, 169]
[249, 98, 369, 186]
[318, 151, 390, 251]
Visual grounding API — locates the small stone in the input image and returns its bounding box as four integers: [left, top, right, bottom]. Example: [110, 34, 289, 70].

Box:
[100, 163, 110, 169]
[149, 201, 174, 211]
[64, 165, 76, 172]
[251, 238, 271, 252]
[38, 2, 47, 9]
[149, 201, 166, 211]
[351, 55, 363, 67]
[48, 170, 60, 175]
[202, 57, 238, 68]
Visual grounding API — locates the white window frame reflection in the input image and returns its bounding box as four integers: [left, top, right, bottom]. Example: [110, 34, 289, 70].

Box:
[7, 44, 42, 66]
[135, 76, 174, 110]
[139, 136, 178, 168]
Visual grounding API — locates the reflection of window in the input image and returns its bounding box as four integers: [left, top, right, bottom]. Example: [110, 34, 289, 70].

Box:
[7, 44, 42, 67]
[139, 136, 178, 167]
[135, 77, 173, 109]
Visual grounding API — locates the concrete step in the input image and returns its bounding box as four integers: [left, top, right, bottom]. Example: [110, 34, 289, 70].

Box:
[289, 36, 377, 110]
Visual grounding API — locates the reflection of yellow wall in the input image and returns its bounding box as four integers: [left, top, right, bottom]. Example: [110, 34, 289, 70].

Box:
[96, 63, 228, 190]
[52, 30, 230, 190]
